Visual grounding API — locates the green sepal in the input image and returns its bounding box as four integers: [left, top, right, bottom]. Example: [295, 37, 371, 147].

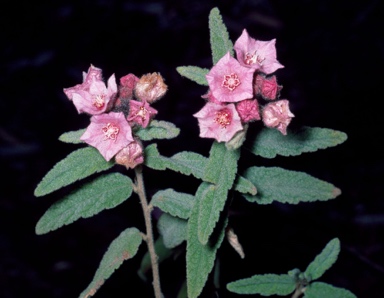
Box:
[151, 188, 195, 219]
[79, 227, 142, 298]
[304, 238, 340, 281]
[248, 126, 348, 159]
[158, 213, 188, 248]
[243, 167, 341, 204]
[134, 120, 180, 141]
[176, 66, 209, 86]
[36, 173, 133, 234]
[304, 282, 357, 298]
[34, 147, 114, 197]
[59, 128, 86, 144]
[209, 7, 234, 64]
[186, 182, 227, 298]
[227, 273, 296, 295]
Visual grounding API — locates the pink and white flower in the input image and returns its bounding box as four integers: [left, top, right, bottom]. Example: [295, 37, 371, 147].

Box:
[206, 52, 254, 103]
[193, 102, 243, 142]
[127, 99, 158, 128]
[80, 112, 134, 161]
[262, 100, 294, 135]
[234, 29, 284, 74]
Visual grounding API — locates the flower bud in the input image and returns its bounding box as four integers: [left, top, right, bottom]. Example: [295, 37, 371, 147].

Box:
[262, 100, 294, 135]
[115, 140, 144, 169]
[119, 73, 139, 100]
[235, 99, 261, 123]
[134, 72, 167, 103]
[254, 74, 282, 100]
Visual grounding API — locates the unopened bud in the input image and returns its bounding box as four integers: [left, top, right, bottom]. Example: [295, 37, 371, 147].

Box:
[235, 99, 261, 123]
[254, 74, 282, 101]
[119, 73, 139, 100]
[115, 140, 144, 169]
[262, 99, 294, 135]
[134, 72, 167, 103]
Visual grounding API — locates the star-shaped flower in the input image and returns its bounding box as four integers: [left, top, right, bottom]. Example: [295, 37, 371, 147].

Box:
[127, 99, 158, 128]
[234, 29, 284, 74]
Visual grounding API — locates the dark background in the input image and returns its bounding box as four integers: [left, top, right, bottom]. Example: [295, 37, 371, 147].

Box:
[1, 0, 383, 297]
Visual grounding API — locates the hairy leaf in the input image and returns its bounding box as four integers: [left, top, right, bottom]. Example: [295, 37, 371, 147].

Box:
[34, 147, 114, 197]
[79, 227, 142, 298]
[158, 213, 188, 248]
[227, 274, 296, 295]
[151, 188, 195, 219]
[176, 66, 209, 86]
[233, 176, 257, 196]
[36, 173, 133, 234]
[304, 282, 357, 298]
[59, 128, 86, 144]
[134, 120, 180, 141]
[209, 7, 234, 64]
[243, 167, 341, 204]
[187, 182, 227, 298]
[248, 126, 348, 159]
[305, 238, 340, 281]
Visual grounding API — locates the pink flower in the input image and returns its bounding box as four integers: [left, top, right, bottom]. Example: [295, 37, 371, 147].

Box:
[115, 140, 144, 169]
[254, 74, 282, 100]
[127, 99, 158, 128]
[201, 89, 223, 105]
[234, 29, 284, 74]
[206, 52, 254, 103]
[236, 99, 261, 123]
[80, 112, 134, 161]
[193, 102, 243, 142]
[119, 73, 139, 100]
[262, 100, 294, 135]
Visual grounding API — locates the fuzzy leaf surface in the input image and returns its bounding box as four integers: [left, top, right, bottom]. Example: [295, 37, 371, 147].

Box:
[151, 188, 195, 219]
[79, 227, 142, 298]
[305, 238, 340, 281]
[34, 147, 114, 197]
[176, 66, 209, 86]
[59, 129, 86, 144]
[304, 282, 357, 298]
[233, 176, 257, 195]
[36, 173, 133, 234]
[134, 120, 180, 140]
[158, 213, 188, 248]
[243, 167, 341, 204]
[187, 182, 227, 298]
[209, 7, 234, 64]
[227, 274, 296, 295]
[249, 127, 348, 159]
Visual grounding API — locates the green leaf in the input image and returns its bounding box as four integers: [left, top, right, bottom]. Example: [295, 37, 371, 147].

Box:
[304, 282, 357, 298]
[176, 66, 209, 86]
[36, 173, 133, 234]
[233, 176, 257, 196]
[158, 213, 188, 248]
[187, 182, 227, 298]
[248, 126, 348, 159]
[134, 120, 180, 141]
[58, 129, 86, 144]
[209, 7, 234, 64]
[243, 167, 342, 204]
[227, 274, 296, 295]
[34, 147, 114, 197]
[151, 188, 195, 219]
[79, 227, 142, 298]
[305, 238, 340, 281]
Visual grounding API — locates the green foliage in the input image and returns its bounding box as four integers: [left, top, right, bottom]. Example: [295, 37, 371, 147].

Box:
[35, 173, 133, 234]
[305, 238, 340, 281]
[34, 147, 114, 197]
[243, 167, 341, 204]
[304, 282, 357, 298]
[233, 175, 257, 195]
[134, 120, 180, 140]
[59, 128, 86, 144]
[79, 227, 142, 298]
[227, 274, 296, 295]
[248, 126, 348, 158]
[186, 182, 227, 298]
[151, 188, 195, 219]
[176, 66, 209, 86]
[209, 7, 234, 64]
[158, 213, 188, 248]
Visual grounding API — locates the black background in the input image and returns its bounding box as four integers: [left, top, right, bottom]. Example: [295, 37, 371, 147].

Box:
[1, 0, 384, 297]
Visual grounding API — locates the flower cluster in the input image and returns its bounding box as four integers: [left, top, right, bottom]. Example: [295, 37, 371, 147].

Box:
[64, 65, 167, 167]
[194, 29, 294, 142]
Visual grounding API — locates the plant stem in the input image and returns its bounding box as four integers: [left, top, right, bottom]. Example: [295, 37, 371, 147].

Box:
[134, 165, 163, 298]
[291, 284, 305, 298]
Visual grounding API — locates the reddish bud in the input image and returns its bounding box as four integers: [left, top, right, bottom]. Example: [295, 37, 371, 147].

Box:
[236, 99, 261, 123]
[254, 74, 282, 100]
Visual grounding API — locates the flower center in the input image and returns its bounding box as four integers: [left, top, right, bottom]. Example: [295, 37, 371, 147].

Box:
[244, 51, 265, 66]
[102, 123, 119, 141]
[136, 106, 148, 121]
[214, 108, 232, 128]
[93, 94, 105, 109]
[222, 73, 240, 91]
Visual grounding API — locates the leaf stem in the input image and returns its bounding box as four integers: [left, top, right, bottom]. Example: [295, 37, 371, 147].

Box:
[134, 165, 163, 298]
